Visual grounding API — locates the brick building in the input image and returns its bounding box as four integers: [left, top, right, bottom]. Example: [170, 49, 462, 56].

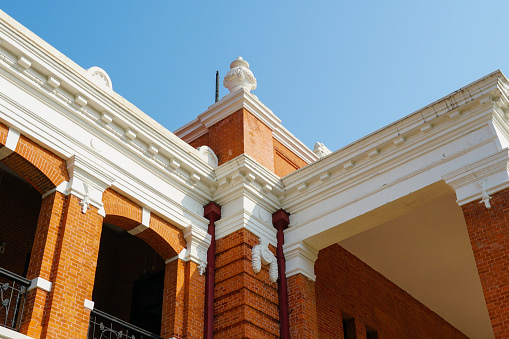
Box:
[0, 9, 505, 339]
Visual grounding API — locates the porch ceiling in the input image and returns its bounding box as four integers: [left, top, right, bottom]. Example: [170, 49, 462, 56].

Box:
[338, 182, 493, 339]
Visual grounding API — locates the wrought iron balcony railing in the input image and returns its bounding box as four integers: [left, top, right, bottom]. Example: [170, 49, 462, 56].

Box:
[88, 308, 163, 339]
[0, 267, 30, 332]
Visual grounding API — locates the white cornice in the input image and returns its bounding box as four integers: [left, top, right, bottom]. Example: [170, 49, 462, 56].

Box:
[0, 11, 213, 182]
[0, 18, 213, 230]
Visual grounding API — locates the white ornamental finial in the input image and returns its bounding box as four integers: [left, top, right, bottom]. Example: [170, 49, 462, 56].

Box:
[223, 57, 257, 93]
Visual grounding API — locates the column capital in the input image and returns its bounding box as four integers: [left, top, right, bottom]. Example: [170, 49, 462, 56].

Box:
[442, 149, 509, 208]
[65, 155, 115, 215]
[182, 224, 211, 275]
[283, 240, 318, 281]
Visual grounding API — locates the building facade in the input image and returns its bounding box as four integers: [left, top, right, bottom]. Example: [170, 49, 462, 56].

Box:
[0, 9, 506, 339]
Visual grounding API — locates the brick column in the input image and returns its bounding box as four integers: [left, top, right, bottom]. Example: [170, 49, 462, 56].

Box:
[214, 229, 280, 338]
[161, 258, 206, 339]
[462, 187, 509, 338]
[161, 258, 185, 338]
[284, 241, 319, 339]
[21, 191, 67, 338]
[183, 260, 207, 338]
[41, 195, 104, 338]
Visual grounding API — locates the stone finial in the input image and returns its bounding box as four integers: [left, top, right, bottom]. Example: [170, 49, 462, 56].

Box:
[87, 66, 113, 90]
[313, 142, 332, 158]
[223, 57, 257, 93]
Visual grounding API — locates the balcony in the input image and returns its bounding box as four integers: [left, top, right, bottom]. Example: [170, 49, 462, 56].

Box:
[0, 267, 30, 332]
[88, 309, 163, 339]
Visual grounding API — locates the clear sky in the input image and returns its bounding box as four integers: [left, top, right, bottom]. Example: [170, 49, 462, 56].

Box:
[2, 1, 508, 152]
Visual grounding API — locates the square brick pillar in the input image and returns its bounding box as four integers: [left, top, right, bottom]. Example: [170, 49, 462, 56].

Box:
[161, 257, 206, 339]
[214, 229, 280, 338]
[20, 191, 67, 338]
[287, 274, 319, 339]
[462, 187, 509, 338]
[284, 241, 319, 339]
[40, 195, 104, 338]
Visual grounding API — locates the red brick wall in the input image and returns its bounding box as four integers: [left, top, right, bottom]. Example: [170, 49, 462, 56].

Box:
[0, 122, 8, 145]
[462, 187, 509, 338]
[287, 274, 319, 339]
[207, 109, 245, 166]
[315, 244, 468, 339]
[102, 188, 142, 230]
[188, 133, 210, 151]
[185, 108, 278, 172]
[243, 110, 274, 172]
[1, 135, 68, 194]
[273, 139, 308, 177]
[214, 229, 279, 338]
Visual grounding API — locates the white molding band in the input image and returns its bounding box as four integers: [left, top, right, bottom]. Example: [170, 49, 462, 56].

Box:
[128, 207, 151, 235]
[28, 276, 52, 293]
[283, 240, 318, 281]
[84, 298, 94, 311]
[0, 127, 20, 160]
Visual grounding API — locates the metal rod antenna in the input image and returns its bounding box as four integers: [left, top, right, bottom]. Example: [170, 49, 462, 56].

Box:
[215, 71, 219, 103]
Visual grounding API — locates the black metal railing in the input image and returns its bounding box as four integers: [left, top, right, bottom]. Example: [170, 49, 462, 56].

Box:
[0, 267, 30, 331]
[88, 309, 163, 339]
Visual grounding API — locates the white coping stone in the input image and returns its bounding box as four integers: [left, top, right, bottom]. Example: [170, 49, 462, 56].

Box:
[0, 325, 33, 339]
[28, 277, 52, 293]
[84, 298, 95, 311]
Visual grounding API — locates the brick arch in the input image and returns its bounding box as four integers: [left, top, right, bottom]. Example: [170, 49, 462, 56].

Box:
[102, 188, 143, 230]
[0, 125, 68, 194]
[102, 188, 186, 260]
[139, 214, 186, 260]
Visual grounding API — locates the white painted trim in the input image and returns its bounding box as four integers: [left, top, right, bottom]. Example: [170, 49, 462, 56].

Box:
[283, 241, 318, 281]
[5, 127, 20, 150]
[0, 127, 20, 160]
[128, 207, 151, 235]
[84, 298, 94, 311]
[165, 248, 187, 264]
[41, 180, 69, 199]
[182, 224, 211, 275]
[28, 277, 52, 293]
[0, 326, 33, 339]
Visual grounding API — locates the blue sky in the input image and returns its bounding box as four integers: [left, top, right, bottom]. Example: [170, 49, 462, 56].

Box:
[2, 1, 508, 152]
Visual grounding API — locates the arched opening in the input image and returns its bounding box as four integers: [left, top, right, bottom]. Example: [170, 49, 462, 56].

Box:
[0, 163, 41, 331]
[90, 222, 166, 338]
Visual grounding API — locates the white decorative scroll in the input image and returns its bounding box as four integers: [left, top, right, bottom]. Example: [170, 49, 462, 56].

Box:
[252, 238, 278, 283]
[79, 183, 91, 213]
[477, 180, 492, 209]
